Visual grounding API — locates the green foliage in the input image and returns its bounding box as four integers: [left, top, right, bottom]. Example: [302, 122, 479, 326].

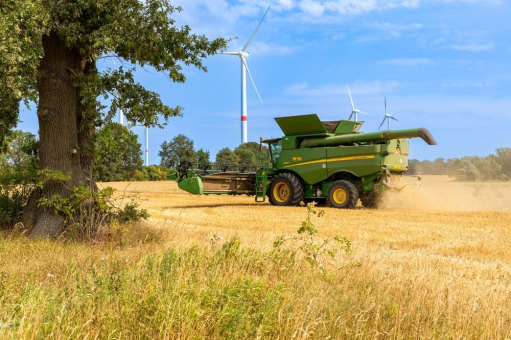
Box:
[0, 0, 227, 130]
[159, 134, 197, 168]
[408, 148, 511, 181]
[36, 169, 148, 239]
[274, 202, 353, 274]
[196, 148, 211, 164]
[235, 148, 256, 166]
[233, 142, 268, 166]
[93, 123, 143, 182]
[496, 148, 511, 180]
[215, 147, 239, 164]
[0, 131, 39, 228]
[0, 2, 44, 150]
[132, 165, 176, 181]
[0, 165, 37, 229]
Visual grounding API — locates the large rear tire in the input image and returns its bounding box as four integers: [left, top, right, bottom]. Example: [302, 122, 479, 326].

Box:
[327, 180, 358, 209]
[268, 173, 304, 206]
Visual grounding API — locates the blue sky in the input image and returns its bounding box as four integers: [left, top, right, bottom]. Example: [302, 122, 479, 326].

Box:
[18, 0, 511, 163]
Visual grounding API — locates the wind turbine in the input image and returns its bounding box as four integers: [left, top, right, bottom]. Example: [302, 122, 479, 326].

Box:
[221, 5, 270, 144]
[113, 58, 149, 166]
[112, 59, 124, 126]
[347, 85, 369, 121]
[378, 96, 398, 130]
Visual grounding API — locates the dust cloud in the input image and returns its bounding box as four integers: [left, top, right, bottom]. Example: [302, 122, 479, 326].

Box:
[379, 176, 511, 212]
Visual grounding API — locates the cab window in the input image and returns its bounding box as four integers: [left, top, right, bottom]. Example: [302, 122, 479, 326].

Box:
[269, 140, 282, 165]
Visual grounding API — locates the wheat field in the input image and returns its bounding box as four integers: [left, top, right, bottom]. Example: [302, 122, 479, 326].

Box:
[1, 176, 511, 339]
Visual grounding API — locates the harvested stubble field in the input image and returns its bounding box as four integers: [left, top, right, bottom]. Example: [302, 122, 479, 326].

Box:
[1, 176, 511, 339]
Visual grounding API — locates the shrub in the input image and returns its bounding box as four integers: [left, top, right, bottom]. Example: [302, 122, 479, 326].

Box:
[0, 163, 37, 229]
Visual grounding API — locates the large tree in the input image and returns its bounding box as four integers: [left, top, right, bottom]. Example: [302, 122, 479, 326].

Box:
[159, 134, 197, 168]
[93, 123, 143, 182]
[0, 0, 226, 237]
[215, 148, 238, 164]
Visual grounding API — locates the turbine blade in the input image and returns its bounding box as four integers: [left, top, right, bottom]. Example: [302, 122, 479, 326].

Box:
[359, 111, 369, 115]
[390, 116, 398, 121]
[241, 57, 262, 102]
[348, 112, 354, 120]
[220, 52, 240, 55]
[378, 117, 386, 130]
[242, 5, 271, 52]
[347, 85, 355, 111]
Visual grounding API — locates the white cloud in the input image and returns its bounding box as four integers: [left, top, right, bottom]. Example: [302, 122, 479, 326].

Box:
[450, 43, 495, 52]
[437, 0, 502, 4]
[323, 0, 420, 15]
[441, 80, 496, 87]
[299, 0, 325, 16]
[378, 58, 436, 66]
[355, 22, 424, 42]
[250, 41, 299, 55]
[284, 80, 401, 96]
[371, 22, 423, 31]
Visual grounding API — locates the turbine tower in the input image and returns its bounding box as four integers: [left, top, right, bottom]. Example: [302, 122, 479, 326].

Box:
[221, 5, 270, 144]
[378, 97, 398, 130]
[113, 59, 149, 166]
[347, 85, 369, 121]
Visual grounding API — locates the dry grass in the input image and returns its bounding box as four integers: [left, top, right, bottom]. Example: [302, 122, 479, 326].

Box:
[1, 176, 511, 338]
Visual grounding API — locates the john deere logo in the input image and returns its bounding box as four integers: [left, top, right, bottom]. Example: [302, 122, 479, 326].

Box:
[292, 157, 302, 161]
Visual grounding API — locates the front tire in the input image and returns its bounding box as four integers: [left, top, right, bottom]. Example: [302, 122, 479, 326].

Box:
[327, 180, 358, 209]
[269, 173, 304, 206]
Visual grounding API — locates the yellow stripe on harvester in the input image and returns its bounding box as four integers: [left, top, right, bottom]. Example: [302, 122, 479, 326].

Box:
[284, 155, 375, 168]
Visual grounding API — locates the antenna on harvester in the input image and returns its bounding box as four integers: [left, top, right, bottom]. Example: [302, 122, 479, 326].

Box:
[378, 96, 398, 130]
[220, 5, 270, 144]
[347, 85, 369, 121]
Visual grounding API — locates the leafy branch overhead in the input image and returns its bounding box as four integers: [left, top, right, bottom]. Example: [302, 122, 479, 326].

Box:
[0, 0, 227, 140]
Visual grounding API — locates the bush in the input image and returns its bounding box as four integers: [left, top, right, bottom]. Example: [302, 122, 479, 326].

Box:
[0, 163, 37, 229]
[37, 170, 149, 239]
[131, 165, 176, 181]
[0, 130, 38, 229]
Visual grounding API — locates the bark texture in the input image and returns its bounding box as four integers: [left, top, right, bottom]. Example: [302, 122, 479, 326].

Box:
[77, 59, 97, 185]
[27, 31, 87, 238]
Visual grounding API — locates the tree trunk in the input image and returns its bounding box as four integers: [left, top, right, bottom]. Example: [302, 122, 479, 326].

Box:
[27, 31, 86, 238]
[77, 59, 97, 186]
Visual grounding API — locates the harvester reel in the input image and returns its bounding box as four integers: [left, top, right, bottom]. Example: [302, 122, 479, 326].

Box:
[268, 173, 304, 206]
[327, 180, 359, 209]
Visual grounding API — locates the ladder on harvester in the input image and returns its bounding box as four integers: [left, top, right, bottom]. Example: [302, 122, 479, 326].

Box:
[255, 169, 267, 202]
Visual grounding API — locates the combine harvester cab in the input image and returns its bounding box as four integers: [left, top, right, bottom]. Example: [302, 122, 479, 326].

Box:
[170, 114, 436, 209]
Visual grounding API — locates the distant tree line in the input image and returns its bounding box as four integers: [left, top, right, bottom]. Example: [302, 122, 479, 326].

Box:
[408, 148, 511, 181]
[4, 129, 509, 184]
[158, 134, 267, 169]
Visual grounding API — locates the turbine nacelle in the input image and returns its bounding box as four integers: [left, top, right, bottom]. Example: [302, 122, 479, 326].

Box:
[378, 97, 399, 130]
[346, 85, 369, 121]
[219, 5, 270, 144]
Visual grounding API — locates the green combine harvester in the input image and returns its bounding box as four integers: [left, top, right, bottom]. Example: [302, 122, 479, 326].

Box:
[169, 114, 437, 208]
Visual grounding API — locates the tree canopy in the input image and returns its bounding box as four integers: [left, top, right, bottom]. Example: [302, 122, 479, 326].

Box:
[159, 134, 197, 168]
[93, 123, 143, 182]
[0, 0, 226, 237]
